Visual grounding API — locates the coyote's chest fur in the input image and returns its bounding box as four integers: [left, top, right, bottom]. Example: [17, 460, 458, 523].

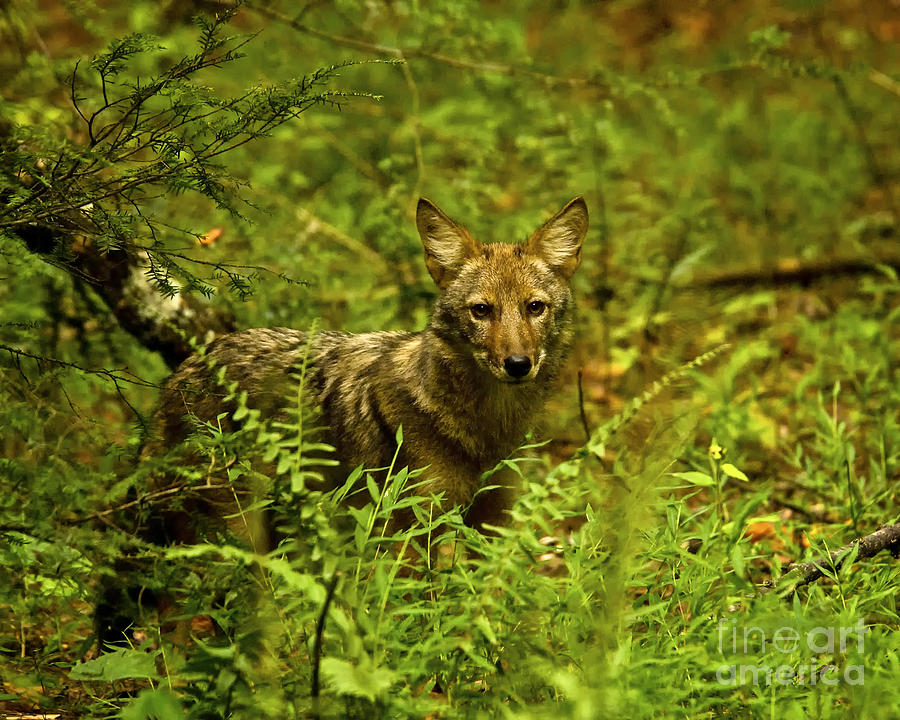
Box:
[149, 197, 588, 534]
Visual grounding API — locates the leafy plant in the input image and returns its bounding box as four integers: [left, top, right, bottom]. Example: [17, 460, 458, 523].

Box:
[1, 1, 898, 718]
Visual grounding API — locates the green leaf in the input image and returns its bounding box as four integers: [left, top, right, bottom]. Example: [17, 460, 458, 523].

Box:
[721, 463, 749, 482]
[69, 648, 158, 681]
[670, 471, 715, 487]
[366, 472, 380, 502]
[120, 688, 184, 720]
[475, 614, 498, 645]
[321, 656, 395, 701]
[232, 391, 249, 420]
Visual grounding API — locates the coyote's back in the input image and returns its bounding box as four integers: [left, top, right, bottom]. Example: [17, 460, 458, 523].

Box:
[148, 196, 589, 538]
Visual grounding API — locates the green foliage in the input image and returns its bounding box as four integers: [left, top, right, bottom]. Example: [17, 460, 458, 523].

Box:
[1, 1, 899, 718]
[1, 6, 372, 297]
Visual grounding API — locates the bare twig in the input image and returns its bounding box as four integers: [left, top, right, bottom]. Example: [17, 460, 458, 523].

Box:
[89, 480, 240, 522]
[311, 572, 342, 718]
[779, 523, 900, 590]
[0, 343, 159, 389]
[830, 73, 897, 217]
[137, 245, 310, 288]
[576, 368, 590, 442]
[869, 69, 900, 98]
[295, 207, 389, 271]
[1, 342, 160, 427]
[245, 3, 609, 91]
[640, 219, 690, 354]
[398, 55, 425, 208]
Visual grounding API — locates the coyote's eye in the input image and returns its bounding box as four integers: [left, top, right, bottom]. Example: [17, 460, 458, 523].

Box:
[470, 303, 492, 319]
[526, 300, 546, 316]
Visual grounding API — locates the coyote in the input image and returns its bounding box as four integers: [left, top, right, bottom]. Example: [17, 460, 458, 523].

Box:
[147, 197, 588, 543]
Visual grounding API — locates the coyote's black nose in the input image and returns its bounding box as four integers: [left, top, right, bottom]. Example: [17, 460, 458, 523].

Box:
[504, 355, 532, 379]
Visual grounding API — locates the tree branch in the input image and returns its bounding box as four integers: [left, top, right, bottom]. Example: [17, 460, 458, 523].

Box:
[14, 223, 235, 369]
[779, 523, 900, 590]
[0, 342, 160, 388]
[685, 252, 900, 289]
[246, 3, 609, 91]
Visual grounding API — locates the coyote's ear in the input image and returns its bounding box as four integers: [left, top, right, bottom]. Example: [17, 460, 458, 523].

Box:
[416, 198, 481, 287]
[526, 197, 588, 279]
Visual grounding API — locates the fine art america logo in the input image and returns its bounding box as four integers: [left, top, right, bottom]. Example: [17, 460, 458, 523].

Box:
[716, 618, 866, 686]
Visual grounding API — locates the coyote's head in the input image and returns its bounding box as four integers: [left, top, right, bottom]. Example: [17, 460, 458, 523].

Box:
[416, 197, 588, 384]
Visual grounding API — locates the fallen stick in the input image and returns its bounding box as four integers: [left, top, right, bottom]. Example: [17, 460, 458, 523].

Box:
[779, 523, 900, 590]
[685, 253, 900, 289]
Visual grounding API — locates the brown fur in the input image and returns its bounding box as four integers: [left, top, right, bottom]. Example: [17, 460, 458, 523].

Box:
[146, 197, 589, 544]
